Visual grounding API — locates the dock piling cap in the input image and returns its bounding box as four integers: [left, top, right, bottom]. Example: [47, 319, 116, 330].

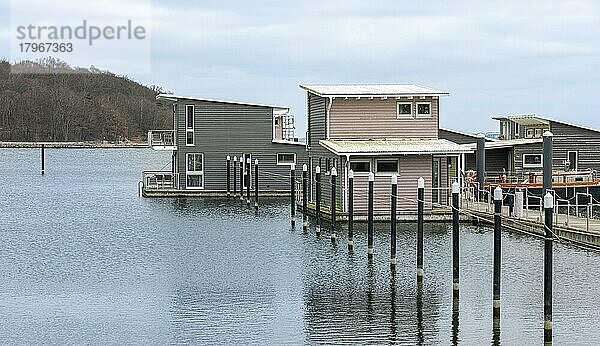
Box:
[233, 156, 237, 161]
[303, 164, 307, 171]
[315, 166, 320, 174]
[331, 167, 338, 176]
[291, 163, 295, 171]
[452, 181, 460, 194]
[477, 133, 485, 139]
[227, 155, 230, 160]
[544, 193, 554, 209]
[418, 177, 425, 189]
[391, 174, 398, 185]
[368, 172, 374, 182]
[543, 131, 554, 137]
[348, 170, 354, 179]
[255, 159, 258, 165]
[494, 186, 503, 201]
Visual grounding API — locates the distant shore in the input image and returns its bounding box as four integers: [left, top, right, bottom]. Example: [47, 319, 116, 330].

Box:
[0, 141, 149, 148]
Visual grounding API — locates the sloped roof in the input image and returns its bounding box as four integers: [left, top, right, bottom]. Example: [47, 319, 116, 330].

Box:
[493, 114, 600, 134]
[320, 139, 471, 156]
[156, 94, 289, 110]
[462, 138, 543, 150]
[300, 84, 449, 97]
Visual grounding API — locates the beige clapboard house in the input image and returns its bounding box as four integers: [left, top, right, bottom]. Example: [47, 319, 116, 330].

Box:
[301, 84, 471, 214]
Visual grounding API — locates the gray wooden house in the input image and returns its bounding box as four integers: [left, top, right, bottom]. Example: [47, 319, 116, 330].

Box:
[142, 95, 307, 196]
[301, 84, 471, 214]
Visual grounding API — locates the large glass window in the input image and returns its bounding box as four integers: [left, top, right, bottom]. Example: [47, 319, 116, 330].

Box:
[350, 160, 371, 173]
[523, 154, 542, 168]
[186, 105, 195, 146]
[277, 153, 296, 165]
[186, 153, 204, 188]
[376, 159, 399, 173]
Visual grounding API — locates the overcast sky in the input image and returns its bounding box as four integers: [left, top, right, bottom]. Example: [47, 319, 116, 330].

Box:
[1, 0, 599, 136]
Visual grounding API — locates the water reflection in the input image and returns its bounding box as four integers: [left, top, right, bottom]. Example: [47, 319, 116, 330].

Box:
[416, 282, 424, 345]
[452, 297, 459, 345]
[492, 315, 501, 346]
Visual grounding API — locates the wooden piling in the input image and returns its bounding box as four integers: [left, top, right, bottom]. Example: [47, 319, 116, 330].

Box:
[348, 170, 354, 250]
[291, 164, 296, 228]
[391, 174, 398, 267]
[417, 177, 425, 281]
[493, 186, 503, 320]
[544, 192, 554, 343]
[246, 157, 251, 207]
[331, 167, 337, 242]
[41, 144, 45, 175]
[476, 133, 485, 200]
[315, 166, 321, 235]
[543, 132, 553, 195]
[302, 164, 308, 230]
[368, 172, 374, 259]
[233, 156, 237, 197]
[452, 181, 460, 298]
[254, 159, 259, 210]
[226, 156, 231, 198]
[239, 154, 244, 202]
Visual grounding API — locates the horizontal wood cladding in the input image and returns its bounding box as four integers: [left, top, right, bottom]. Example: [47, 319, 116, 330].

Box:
[329, 97, 439, 140]
[346, 155, 433, 212]
[550, 121, 600, 172]
[307, 93, 326, 155]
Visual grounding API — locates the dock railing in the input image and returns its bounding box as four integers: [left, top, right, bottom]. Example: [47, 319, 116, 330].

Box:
[148, 130, 176, 150]
[142, 171, 179, 190]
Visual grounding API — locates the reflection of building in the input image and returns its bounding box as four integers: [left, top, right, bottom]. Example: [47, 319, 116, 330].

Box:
[302, 84, 471, 213]
[143, 95, 307, 196]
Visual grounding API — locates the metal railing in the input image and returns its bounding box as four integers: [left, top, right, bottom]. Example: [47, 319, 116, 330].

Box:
[142, 171, 179, 190]
[148, 130, 176, 149]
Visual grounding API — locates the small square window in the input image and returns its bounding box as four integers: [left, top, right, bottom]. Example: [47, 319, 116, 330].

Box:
[397, 102, 412, 118]
[277, 153, 296, 165]
[417, 103, 431, 117]
[376, 159, 399, 173]
[350, 161, 371, 173]
[535, 128, 542, 138]
[523, 154, 542, 168]
[186, 131, 194, 145]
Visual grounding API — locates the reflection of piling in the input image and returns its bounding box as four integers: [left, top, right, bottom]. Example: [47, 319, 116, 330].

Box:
[233, 156, 237, 197]
[254, 159, 259, 211]
[41, 144, 45, 175]
[493, 186, 503, 320]
[452, 296, 459, 346]
[348, 170, 354, 250]
[544, 193, 554, 344]
[452, 181, 460, 298]
[417, 177, 425, 282]
[302, 164, 308, 230]
[367, 172, 374, 259]
[330, 167, 337, 242]
[290, 164, 296, 229]
[226, 156, 231, 198]
[315, 166, 321, 235]
[390, 174, 398, 268]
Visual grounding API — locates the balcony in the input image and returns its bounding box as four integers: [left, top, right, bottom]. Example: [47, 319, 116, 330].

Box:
[142, 171, 179, 190]
[148, 130, 176, 150]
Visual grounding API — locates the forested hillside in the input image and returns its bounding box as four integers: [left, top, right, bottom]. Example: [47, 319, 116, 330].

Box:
[0, 58, 172, 142]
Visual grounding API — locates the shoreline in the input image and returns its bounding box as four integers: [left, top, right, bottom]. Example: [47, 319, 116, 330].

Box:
[0, 141, 149, 149]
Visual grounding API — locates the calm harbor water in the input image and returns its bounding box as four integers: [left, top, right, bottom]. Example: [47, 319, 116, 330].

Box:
[0, 148, 599, 345]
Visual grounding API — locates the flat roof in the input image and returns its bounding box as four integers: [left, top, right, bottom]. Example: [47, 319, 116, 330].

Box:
[462, 138, 543, 150]
[320, 139, 472, 156]
[439, 128, 497, 142]
[156, 94, 289, 110]
[299, 84, 449, 97]
[493, 114, 600, 134]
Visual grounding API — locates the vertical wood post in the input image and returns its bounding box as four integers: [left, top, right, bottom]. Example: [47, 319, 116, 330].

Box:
[246, 157, 251, 207]
[233, 156, 237, 197]
[544, 192, 554, 343]
[417, 177, 425, 282]
[291, 164, 296, 228]
[452, 181, 460, 298]
[493, 186, 503, 320]
[315, 166, 321, 235]
[239, 154, 244, 202]
[368, 172, 375, 259]
[302, 164, 308, 230]
[41, 144, 45, 175]
[543, 131, 553, 196]
[476, 133, 485, 200]
[330, 167, 337, 242]
[226, 156, 231, 198]
[391, 174, 398, 267]
[254, 159, 259, 211]
[348, 170, 354, 250]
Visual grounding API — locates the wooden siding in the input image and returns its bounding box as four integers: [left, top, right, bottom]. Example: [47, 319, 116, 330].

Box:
[550, 121, 600, 172]
[464, 148, 510, 174]
[513, 142, 543, 179]
[329, 97, 439, 140]
[344, 155, 433, 213]
[438, 129, 477, 145]
[174, 100, 308, 191]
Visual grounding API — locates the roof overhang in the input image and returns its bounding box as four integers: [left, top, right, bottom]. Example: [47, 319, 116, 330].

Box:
[320, 139, 473, 156]
[462, 138, 543, 150]
[156, 94, 289, 110]
[507, 115, 549, 127]
[299, 84, 449, 98]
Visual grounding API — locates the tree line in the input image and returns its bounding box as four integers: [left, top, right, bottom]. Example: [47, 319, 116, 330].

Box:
[0, 58, 172, 142]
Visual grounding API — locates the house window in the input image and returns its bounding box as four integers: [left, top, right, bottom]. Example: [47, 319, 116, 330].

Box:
[525, 128, 534, 138]
[376, 159, 399, 173]
[416, 102, 431, 117]
[274, 117, 280, 126]
[523, 154, 543, 168]
[534, 128, 542, 138]
[349, 160, 371, 173]
[397, 102, 412, 118]
[186, 105, 195, 146]
[568, 151, 578, 170]
[277, 153, 296, 165]
[186, 153, 204, 189]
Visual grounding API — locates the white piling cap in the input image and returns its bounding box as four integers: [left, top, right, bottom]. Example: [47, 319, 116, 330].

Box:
[477, 133, 485, 138]
[494, 186, 503, 201]
[227, 155, 230, 160]
[315, 166, 320, 174]
[452, 181, 460, 194]
[348, 170, 354, 179]
[544, 192, 554, 209]
[233, 156, 237, 161]
[291, 164, 295, 171]
[255, 159, 258, 165]
[246, 157, 250, 163]
[391, 174, 398, 185]
[368, 172, 374, 182]
[303, 164, 307, 171]
[331, 167, 338, 176]
[543, 131, 554, 137]
[418, 177, 425, 189]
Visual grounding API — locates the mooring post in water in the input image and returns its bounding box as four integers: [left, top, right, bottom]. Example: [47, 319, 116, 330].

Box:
[290, 164, 296, 229]
[246, 157, 251, 207]
[543, 131, 553, 196]
[417, 177, 425, 282]
[493, 186, 503, 320]
[41, 144, 45, 175]
[330, 167, 337, 242]
[240, 154, 244, 202]
[368, 172, 375, 259]
[452, 181, 460, 298]
[302, 164, 308, 230]
[315, 165, 321, 235]
[233, 156, 237, 197]
[390, 174, 398, 268]
[226, 156, 231, 198]
[254, 159, 259, 211]
[544, 192, 554, 343]
[348, 170, 354, 250]
[476, 133, 486, 200]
